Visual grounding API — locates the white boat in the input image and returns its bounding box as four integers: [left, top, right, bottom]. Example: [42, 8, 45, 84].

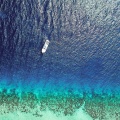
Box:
[41, 40, 50, 53]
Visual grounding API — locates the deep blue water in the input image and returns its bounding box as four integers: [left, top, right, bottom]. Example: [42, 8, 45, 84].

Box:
[0, 0, 120, 95]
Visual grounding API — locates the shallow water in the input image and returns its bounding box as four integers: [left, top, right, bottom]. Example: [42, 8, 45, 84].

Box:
[0, 0, 120, 119]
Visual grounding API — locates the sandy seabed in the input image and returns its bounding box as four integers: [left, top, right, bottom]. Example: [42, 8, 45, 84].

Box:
[0, 90, 120, 120]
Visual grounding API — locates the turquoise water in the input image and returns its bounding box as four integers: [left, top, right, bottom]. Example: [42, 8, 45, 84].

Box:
[0, 0, 120, 119]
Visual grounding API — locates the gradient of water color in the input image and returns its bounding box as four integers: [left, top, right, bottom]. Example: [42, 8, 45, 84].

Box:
[0, 0, 120, 119]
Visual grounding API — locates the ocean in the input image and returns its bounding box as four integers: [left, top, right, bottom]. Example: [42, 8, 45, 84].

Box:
[0, 0, 120, 119]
